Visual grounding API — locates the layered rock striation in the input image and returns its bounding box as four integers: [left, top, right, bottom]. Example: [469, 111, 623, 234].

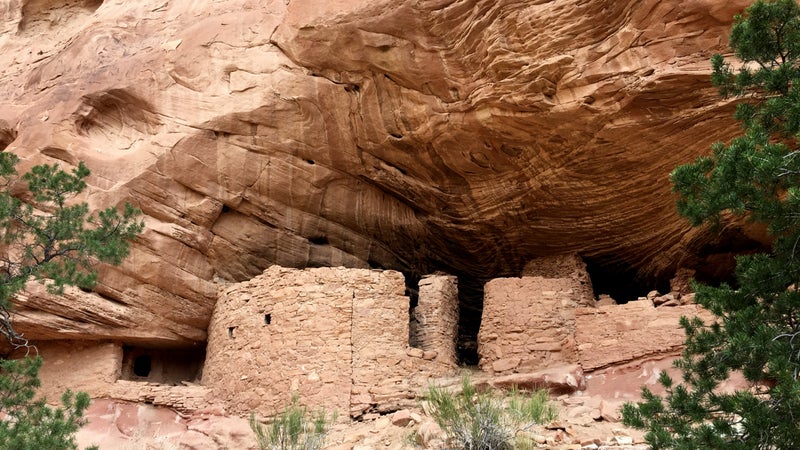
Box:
[0, 0, 753, 344]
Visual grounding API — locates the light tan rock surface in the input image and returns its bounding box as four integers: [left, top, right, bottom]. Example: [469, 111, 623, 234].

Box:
[202, 266, 457, 418]
[575, 300, 714, 371]
[478, 276, 591, 374]
[0, 0, 756, 344]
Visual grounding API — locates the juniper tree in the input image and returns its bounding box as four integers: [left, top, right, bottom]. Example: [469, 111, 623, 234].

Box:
[0, 152, 142, 450]
[622, 1, 800, 448]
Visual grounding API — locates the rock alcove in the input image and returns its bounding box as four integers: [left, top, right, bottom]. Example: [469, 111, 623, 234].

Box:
[0, 0, 775, 441]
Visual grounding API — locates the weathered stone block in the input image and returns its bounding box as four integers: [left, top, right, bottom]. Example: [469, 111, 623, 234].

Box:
[478, 276, 586, 374]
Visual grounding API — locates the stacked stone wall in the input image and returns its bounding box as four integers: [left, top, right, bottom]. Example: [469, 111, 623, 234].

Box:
[410, 274, 459, 368]
[349, 269, 412, 416]
[478, 276, 585, 374]
[108, 381, 212, 413]
[202, 266, 355, 416]
[202, 266, 454, 418]
[521, 254, 595, 305]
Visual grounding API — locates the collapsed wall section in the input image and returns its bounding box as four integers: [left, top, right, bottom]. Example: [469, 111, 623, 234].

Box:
[574, 301, 714, 371]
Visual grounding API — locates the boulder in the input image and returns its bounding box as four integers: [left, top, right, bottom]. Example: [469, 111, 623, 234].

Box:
[487, 364, 587, 394]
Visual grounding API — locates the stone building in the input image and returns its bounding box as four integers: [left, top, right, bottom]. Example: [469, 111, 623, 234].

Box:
[409, 274, 460, 367]
[202, 266, 458, 417]
[21, 256, 707, 421]
[21, 266, 459, 418]
[478, 276, 589, 374]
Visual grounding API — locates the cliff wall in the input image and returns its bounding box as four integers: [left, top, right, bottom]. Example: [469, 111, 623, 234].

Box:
[0, 0, 755, 345]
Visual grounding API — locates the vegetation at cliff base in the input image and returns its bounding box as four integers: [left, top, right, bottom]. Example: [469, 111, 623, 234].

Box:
[0, 153, 142, 450]
[424, 375, 557, 450]
[249, 394, 336, 450]
[0, 357, 95, 450]
[621, 0, 800, 448]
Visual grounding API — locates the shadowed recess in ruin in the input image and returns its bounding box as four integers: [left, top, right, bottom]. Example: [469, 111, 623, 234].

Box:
[456, 274, 486, 366]
[405, 272, 421, 348]
[691, 228, 769, 288]
[585, 258, 668, 304]
[121, 346, 206, 385]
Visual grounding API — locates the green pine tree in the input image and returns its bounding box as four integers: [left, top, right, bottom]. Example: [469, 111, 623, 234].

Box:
[0, 152, 143, 449]
[0, 357, 96, 450]
[622, 1, 800, 448]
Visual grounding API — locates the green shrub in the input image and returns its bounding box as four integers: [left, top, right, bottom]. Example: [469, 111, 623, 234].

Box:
[249, 395, 335, 450]
[506, 387, 558, 429]
[424, 375, 557, 450]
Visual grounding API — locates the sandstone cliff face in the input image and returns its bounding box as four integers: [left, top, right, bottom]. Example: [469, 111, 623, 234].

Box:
[0, 0, 752, 344]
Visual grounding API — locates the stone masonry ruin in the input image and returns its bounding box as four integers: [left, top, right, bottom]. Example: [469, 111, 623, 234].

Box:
[409, 274, 459, 367]
[202, 266, 459, 418]
[20, 254, 712, 421]
[478, 276, 587, 374]
[120, 346, 206, 384]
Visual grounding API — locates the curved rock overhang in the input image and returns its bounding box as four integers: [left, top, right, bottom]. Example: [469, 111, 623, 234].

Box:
[0, 0, 763, 346]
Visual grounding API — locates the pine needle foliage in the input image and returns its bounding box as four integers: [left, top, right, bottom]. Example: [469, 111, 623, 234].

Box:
[622, 1, 800, 448]
[0, 154, 142, 449]
[0, 153, 143, 346]
[0, 357, 97, 450]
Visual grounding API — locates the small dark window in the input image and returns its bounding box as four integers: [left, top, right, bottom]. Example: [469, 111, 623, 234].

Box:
[228, 326, 236, 338]
[264, 314, 271, 325]
[309, 236, 328, 245]
[133, 355, 152, 377]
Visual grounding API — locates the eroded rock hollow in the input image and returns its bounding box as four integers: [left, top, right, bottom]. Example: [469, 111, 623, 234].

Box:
[0, 0, 756, 346]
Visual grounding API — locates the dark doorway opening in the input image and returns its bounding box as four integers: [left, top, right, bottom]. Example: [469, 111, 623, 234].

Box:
[405, 272, 422, 349]
[456, 275, 485, 366]
[121, 346, 206, 385]
[132, 355, 152, 377]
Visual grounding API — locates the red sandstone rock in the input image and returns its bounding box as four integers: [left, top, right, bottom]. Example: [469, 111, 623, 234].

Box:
[0, 0, 759, 345]
[389, 409, 417, 427]
[487, 364, 587, 394]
